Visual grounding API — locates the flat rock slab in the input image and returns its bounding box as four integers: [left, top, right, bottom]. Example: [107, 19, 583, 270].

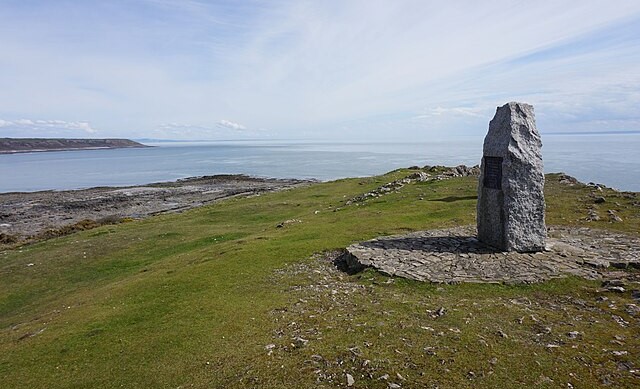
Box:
[344, 226, 640, 284]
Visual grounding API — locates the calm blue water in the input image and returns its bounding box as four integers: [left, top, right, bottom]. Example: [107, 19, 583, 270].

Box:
[1, 134, 639, 192]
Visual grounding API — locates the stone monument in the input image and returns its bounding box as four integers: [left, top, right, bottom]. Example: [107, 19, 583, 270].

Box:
[477, 102, 546, 252]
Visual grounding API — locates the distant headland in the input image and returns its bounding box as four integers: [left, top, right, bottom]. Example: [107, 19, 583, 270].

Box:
[0, 138, 150, 154]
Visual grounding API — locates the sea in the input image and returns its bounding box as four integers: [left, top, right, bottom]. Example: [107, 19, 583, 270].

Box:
[1, 134, 639, 193]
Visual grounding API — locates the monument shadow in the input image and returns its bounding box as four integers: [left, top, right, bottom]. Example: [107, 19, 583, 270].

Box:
[358, 235, 500, 255]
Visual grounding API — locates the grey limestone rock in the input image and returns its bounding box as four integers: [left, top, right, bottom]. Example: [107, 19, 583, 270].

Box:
[477, 102, 546, 252]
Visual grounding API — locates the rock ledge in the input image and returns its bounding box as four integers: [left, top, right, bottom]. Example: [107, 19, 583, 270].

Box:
[343, 226, 639, 284]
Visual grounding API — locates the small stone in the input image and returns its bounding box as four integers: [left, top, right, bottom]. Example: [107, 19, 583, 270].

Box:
[292, 337, 309, 348]
[607, 286, 625, 293]
[489, 357, 498, 365]
[396, 373, 406, 381]
[625, 304, 640, 317]
[498, 330, 508, 338]
[407, 171, 429, 181]
[607, 210, 623, 222]
[612, 350, 628, 356]
[586, 210, 600, 221]
[567, 331, 581, 339]
[388, 384, 401, 389]
[612, 315, 629, 327]
[433, 307, 446, 318]
[603, 279, 626, 287]
[379, 374, 390, 381]
[423, 346, 436, 356]
[538, 375, 553, 384]
[594, 196, 606, 204]
[346, 373, 355, 387]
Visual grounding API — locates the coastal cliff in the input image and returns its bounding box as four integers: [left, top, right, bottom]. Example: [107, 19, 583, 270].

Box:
[0, 138, 149, 154]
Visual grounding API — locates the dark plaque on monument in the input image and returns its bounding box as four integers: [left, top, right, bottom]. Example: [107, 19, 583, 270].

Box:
[483, 156, 502, 190]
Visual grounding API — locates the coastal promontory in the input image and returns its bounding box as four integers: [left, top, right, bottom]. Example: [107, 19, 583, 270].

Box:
[0, 138, 149, 154]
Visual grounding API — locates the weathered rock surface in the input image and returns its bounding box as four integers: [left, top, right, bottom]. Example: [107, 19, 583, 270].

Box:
[0, 175, 309, 244]
[477, 102, 546, 252]
[343, 225, 640, 284]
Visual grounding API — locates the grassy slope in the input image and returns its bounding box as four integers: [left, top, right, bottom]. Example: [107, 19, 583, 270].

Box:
[0, 170, 638, 388]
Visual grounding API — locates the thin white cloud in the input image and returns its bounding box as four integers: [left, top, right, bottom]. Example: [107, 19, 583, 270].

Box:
[416, 106, 484, 119]
[0, 1, 639, 139]
[154, 121, 265, 140]
[217, 119, 246, 131]
[0, 118, 99, 136]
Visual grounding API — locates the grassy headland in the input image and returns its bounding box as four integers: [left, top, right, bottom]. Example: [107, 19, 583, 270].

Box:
[0, 138, 148, 154]
[0, 168, 638, 388]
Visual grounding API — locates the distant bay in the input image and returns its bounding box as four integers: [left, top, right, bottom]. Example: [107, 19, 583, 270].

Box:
[1, 134, 639, 193]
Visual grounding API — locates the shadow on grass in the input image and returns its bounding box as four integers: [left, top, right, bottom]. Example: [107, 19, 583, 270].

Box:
[429, 195, 477, 202]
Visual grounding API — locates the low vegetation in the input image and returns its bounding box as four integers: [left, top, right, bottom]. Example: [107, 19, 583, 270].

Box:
[0, 169, 638, 388]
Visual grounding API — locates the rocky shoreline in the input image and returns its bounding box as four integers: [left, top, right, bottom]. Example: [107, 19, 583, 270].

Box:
[0, 175, 310, 246]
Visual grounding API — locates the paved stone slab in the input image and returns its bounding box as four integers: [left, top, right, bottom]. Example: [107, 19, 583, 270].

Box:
[344, 226, 640, 284]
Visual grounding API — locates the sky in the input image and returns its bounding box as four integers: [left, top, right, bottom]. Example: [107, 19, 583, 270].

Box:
[1, 0, 639, 141]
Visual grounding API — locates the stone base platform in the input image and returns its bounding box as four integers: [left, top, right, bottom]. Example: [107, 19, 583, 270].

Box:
[342, 226, 640, 284]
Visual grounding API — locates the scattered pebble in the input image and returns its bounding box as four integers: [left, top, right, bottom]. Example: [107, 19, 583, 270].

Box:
[607, 210, 623, 222]
[346, 373, 355, 387]
[292, 336, 308, 348]
[625, 304, 640, 316]
[433, 307, 446, 318]
[607, 286, 626, 293]
[612, 315, 629, 327]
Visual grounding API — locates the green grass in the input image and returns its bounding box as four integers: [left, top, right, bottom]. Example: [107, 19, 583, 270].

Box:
[0, 170, 638, 388]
